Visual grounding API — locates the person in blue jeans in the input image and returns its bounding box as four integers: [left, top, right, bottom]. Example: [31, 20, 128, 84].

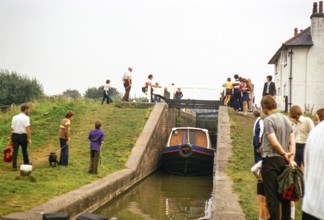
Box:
[101, 79, 113, 104]
[59, 111, 74, 166]
[232, 74, 241, 111]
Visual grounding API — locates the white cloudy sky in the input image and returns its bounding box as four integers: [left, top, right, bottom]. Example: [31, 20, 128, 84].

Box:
[0, 0, 312, 103]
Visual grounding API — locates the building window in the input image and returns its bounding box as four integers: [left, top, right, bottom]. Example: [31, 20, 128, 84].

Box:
[281, 50, 287, 67]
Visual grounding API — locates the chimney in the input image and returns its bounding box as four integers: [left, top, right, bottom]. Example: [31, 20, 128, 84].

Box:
[294, 28, 298, 36]
[319, 1, 323, 13]
[300, 29, 304, 33]
[313, 2, 318, 14]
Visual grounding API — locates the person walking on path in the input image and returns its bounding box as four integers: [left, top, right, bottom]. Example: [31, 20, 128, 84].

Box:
[302, 118, 324, 219]
[222, 77, 233, 106]
[9, 105, 32, 171]
[122, 67, 133, 102]
[88, 120, 104, 174]
[260, 95, 295, 220]
[262, 75, 276, 97]
[59, 111, 74, 166]
[101, 79, 113, 104]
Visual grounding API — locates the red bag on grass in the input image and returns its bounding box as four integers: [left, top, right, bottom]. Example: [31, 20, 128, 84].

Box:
[3, 141, 13, 162]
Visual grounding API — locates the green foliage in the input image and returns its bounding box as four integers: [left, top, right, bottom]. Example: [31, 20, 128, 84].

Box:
[0, 69, 44, 107]
[84, 86, 120, 99]
[62, 89, 81, 99]
[0, 98, 152, 216]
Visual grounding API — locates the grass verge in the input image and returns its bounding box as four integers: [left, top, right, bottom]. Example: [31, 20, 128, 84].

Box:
[0, 98, 152, 216]
[227, 109, 302, 220]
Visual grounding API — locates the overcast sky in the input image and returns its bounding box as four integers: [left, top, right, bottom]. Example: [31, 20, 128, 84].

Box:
[0, 0, 313, 103]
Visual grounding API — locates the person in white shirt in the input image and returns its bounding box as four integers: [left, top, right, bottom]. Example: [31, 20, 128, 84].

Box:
[289, 105, 314, 171]
[9, 105, 32, 171]
[302, 119, 324, 219]
[101, 79, 112, 104]
[122, 67, 133, 102]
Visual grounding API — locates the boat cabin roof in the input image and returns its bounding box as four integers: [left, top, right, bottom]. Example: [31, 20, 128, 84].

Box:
[167, 127, 211, 149]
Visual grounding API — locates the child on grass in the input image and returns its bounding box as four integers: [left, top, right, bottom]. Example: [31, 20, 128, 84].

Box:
[88, 120, 104, 174]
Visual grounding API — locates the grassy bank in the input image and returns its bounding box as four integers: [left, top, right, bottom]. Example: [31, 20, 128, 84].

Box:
[227, 109, 302, 220]
[0, 98, 152, 216]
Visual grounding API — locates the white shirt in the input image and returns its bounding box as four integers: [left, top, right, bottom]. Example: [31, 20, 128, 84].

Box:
[266, 82, 271, 94]
[123, 70, 132, 80]
[104, 83, 110, 94]
[302, 121, 324, 218]
[11, 113, 30, 134]
[293, 115, 314, 144]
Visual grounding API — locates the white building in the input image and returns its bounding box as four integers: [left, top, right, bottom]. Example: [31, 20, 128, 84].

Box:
[268, 1, 324, 113]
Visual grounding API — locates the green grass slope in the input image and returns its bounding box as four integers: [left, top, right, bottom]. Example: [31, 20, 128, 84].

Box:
[227, 109, 302, 220]
[0, 98, 152, 216]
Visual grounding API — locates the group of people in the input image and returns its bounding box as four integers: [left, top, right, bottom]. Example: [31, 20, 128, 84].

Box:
[222, 74, 255, 115]
[9, 105, 105, 175]
[141, 74, 166, 102]
[101, 67, 185, 104]
[251, 95, 324, 220]
[141, 74, 183, 102]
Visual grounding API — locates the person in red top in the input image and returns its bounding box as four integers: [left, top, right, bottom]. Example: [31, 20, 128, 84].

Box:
[240, 78, 251, 115]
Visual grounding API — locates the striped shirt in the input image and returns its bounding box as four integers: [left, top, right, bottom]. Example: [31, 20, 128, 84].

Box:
[59, 118, 71, 139]
[262, 112, 293, 158]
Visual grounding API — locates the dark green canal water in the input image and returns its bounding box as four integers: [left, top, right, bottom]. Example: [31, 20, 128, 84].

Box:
[94, 170, 213, 219]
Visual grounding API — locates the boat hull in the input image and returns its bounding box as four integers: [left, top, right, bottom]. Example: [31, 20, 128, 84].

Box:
[162, 145, 215, 176]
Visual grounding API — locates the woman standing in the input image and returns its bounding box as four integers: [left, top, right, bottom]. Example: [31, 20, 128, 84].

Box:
[222, 77, 233, 106]
[240, 79, 251, 115]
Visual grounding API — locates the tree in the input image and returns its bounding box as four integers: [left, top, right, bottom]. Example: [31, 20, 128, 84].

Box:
[84, 86, 120, 99]
[0, 69, 44, 106]
[62, 89, 81, 99]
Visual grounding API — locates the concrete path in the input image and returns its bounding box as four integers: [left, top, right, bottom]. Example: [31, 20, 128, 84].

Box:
[211, 106, 246, 219]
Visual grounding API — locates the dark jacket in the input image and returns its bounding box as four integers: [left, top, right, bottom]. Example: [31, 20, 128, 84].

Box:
[262, 81, 276, 96]
[277, 165, 304, 201]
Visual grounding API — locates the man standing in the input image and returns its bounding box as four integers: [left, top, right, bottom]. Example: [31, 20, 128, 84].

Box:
[122, 67, 133, 102]
[302, 119, 324, 219]
[260, 95, 295, 220]
[262, 75, 276, 97]
[59, 111, 74, 166]
[10, 105, 32, 171]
